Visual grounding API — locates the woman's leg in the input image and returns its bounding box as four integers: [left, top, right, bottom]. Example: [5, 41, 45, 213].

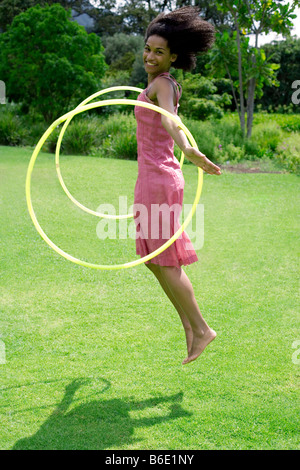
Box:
[145, 263, 193, 354]
[158, 265, 216, 364]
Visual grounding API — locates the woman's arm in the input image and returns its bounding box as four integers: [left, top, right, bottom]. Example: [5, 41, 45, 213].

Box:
[153, 78, 221, 176]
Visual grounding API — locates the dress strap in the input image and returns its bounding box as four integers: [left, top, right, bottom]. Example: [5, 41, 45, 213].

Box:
[146, 72, 182, 107]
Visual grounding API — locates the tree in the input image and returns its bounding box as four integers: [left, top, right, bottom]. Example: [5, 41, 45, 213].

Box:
[0, 4, 107, 122]
[256, 36, 300, 112]
[178, 73, 232, 119]
[103, 33, 143, 65]
[118, 0, 157, 35]
[207, 29, 280, 124]
[215, 0, 298, 137]
[103, 33, 147, 85]
[0, 0, 92, 31]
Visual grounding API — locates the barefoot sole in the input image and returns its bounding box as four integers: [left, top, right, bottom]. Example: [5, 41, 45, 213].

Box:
[182, 330, 217, 365]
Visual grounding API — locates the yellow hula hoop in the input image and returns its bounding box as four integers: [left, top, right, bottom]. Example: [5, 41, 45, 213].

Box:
[26, 98, 203, 270]
[55, 86, 185, 219]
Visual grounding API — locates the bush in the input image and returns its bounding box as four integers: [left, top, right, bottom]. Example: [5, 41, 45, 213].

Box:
[183, 118, 219, 160]
[275, 133, 300, 174]
[97, 112, 135, 140]
[250, 121, 283, 155]
[253, 113, 300, 133]
[58, 117, 102, 155]
[183, 115, 246, 164]
[0, 107, 26, 145]
[211, 115, 243, 148]
[216, 142, 246, 163]
[45, 126, 62, 154]
[0, 104, 298, 174]
[92, 112, 137, 159]
[41, 113, 137, 157]
[178, 73, 232, 120]
[0, 4, 106, 122]
[113, 132, 137, 159]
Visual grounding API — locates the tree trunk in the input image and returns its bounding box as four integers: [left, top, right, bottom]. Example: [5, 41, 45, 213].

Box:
[235, 21, 246, 138]
[247, 77, 256, 138]
[225, 63, 240, 120]
[247, 32, 259, 138]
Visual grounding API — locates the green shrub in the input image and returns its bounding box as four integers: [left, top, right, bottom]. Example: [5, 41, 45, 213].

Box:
[97, 112, 136, 140]
[275, 133, 300, 174]
[0, 104, 298, 173]
[183, 118, 219, 160]
[253, 113, 300, 133]
[113, 132, 137, 159]
[272, 114, 300, 133]
[26, 121, 50, 147]
[0, 108, 26, 145]
[186, 98, 224, 120]
[183, 114, 248, 164]
[93, 112, 137, 159]
[178, 73, 232, 120]
[44, 126, 62, 154]
[212, 115, 244, 148]
[251, 121, 283, 152]
[60, 117, 102, 155]
[216, 142, 246, 163]
[243, 138, 261, 159]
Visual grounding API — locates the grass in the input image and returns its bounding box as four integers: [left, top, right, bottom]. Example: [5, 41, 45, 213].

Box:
[0, 145, 299, 450]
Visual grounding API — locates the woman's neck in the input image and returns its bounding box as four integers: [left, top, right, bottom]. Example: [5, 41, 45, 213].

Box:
[147, 70, 170, 85]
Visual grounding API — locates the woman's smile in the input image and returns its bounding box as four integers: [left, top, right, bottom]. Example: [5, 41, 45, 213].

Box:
[143, 35, 177, 78]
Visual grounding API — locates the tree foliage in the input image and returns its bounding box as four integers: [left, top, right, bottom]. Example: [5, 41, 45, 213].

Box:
[1, 0, 299, 124]
[102, 33, 147, 86]
[207, 30, 280, 108]
[0, 3, 107, 121]
[256, 36, 300, 112]
[0, 0, 89, 31]
[214, 0, 298, 137]
[178, 73, 232, 119]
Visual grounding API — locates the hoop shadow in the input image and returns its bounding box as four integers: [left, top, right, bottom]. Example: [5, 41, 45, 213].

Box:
[12, 378, 191, 450]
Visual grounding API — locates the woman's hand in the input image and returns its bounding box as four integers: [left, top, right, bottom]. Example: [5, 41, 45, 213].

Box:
[184, 147, 221, 175]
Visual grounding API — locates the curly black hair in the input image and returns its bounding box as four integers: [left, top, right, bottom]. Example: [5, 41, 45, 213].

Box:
[145, 6, 215, 71]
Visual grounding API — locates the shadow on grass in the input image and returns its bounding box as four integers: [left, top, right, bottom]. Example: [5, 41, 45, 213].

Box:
[12, 378, 191, 450]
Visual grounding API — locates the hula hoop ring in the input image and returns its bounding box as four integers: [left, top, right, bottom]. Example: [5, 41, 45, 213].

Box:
[26, 97, 203, 270]
[55, 86, 185, 219]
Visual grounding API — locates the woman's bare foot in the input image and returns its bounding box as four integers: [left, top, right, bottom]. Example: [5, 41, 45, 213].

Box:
[182, 328, 216, 365]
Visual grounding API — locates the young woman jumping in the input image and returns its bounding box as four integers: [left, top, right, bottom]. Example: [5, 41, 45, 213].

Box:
[133, 6, 221, 365]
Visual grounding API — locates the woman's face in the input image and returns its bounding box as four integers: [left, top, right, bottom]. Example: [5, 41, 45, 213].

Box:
[143, 35, 177, 77]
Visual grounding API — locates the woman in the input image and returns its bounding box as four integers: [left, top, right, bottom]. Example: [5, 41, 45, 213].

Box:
[133, 7, 221, 365]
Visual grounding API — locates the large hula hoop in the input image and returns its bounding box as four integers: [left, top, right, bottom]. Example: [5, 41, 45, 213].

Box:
[55, 86, 185, 219]
[26, 98, 203, 270]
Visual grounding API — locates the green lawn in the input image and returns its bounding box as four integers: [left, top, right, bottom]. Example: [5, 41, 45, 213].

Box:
[0, 145, 299, 450]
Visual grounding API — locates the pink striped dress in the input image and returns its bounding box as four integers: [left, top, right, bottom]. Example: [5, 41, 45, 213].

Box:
[133, 72, 198, 267]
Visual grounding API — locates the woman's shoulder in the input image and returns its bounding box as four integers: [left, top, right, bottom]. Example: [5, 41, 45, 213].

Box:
[151, 72, 180, 88]
[147, 73, 181, 103]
